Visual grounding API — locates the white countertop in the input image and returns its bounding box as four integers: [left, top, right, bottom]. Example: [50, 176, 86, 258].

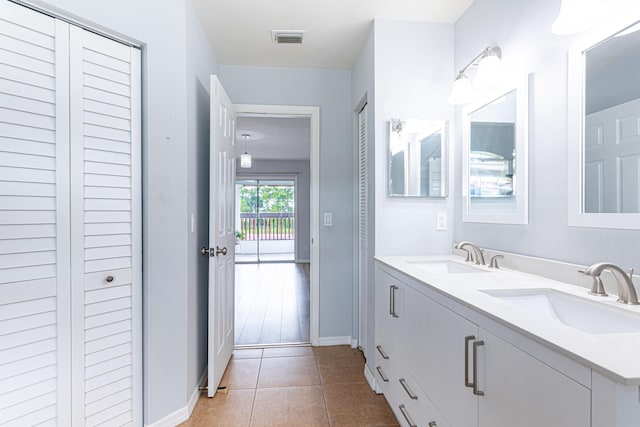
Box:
[376, 254, 640, 386]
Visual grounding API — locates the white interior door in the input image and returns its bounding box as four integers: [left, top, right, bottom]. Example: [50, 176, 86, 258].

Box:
[207, 75, 236, 397]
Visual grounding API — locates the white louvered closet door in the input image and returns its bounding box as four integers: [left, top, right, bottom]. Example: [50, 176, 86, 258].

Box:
[357, 104, 368, 353]
[69, 26, 141, 426]
[0, 1, 141, 425]
[0, 2, 71, 425]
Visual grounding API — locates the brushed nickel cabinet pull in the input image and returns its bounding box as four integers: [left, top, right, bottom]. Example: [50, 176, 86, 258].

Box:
[464, 335, 475, 388]
[428, 422, 438, 427]
[105, 276, 114, 283]
[376, 345, 389, 360]
[473, 340, 485, 396]
[390, 285, 399, 318]
[399, 378, 418, 400]
[389, 285, 394, 316]
[376, 366, 389, 382]
[398, 405, 417, 427]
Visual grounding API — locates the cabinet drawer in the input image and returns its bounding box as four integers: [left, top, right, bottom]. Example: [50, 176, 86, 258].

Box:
[390, 360, 450, 427]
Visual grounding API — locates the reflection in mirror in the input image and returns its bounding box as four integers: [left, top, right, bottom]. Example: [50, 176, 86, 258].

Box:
[469, 90, 516, 198]
[568, 10, 640, 229]
[583, 22, 640, 213]
[388, 120, 448, 197]
[462, 78, 528, 224]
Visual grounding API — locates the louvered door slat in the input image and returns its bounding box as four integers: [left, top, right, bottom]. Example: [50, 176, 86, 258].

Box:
[0, 3, 69, 424]
[69, 25, 140, 426]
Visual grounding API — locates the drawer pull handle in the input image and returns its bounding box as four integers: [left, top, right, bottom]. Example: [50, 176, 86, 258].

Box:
[376, 345, 389, 360]
[399, 378, 418, 400]
[428, 422, 438, 427]
[464, 335, 475, 388]
[389, 285, 399, 318]
[398, 405, 417, 427]
[473, 340, 485, 396]
[376, 366, 389, 382]
[106, 276, 114, 283]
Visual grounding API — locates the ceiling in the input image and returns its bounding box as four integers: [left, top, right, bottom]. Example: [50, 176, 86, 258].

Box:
[236, 116, 311, 161]
[190, 0, 475, 69]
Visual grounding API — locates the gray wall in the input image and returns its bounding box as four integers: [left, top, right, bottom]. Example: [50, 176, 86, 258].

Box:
[220, 65, 354, 339]
[373, 20, 454, 257]
[33, 0, 218, 423]
[237, 159, 311, 262]
[453, 0, 640, 271]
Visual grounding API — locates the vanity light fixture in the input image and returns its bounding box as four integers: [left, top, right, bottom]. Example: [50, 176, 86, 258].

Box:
[551, 0, 609, 35]
[240, 134, 252, 168]
[448, 47, 503, 105]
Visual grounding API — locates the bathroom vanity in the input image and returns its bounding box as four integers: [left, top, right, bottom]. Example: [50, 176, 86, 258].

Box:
[374, 255, 640, 427]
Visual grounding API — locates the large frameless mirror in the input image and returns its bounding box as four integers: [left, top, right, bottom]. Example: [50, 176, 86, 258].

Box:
[388, 119, 448, 198]
[462, 77, 529, 224]
[568, 11, 640, 229]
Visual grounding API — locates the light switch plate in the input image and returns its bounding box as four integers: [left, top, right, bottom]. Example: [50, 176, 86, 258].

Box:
[436, 212, 447, 231]
[323, 212, 333, 226]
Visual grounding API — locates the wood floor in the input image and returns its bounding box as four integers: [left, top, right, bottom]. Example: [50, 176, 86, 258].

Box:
[235, 263, 310, 346]
[180, 346, 399, 426]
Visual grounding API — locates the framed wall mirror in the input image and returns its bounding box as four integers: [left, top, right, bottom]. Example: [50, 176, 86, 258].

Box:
[388, 119, 448, 198]
[568, 9, 640, 229]
[462, 77, 529, 224]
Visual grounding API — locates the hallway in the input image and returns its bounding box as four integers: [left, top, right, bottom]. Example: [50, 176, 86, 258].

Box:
[235, 263, 310, 346]
[180, 345, 398, 426]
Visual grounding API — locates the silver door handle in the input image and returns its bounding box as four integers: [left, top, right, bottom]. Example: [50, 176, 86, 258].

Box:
[464, 335, 475, 388]
[398, 405, 417, 427]
[216, 246, 228, 256]
[201, 246, 213, 257]
[376, 345, 389, 360]
[473, 340, 485, 396]
[399, 378, 418, 400]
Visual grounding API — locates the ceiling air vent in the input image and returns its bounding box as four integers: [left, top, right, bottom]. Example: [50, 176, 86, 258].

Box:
[271, 30, 305, 44]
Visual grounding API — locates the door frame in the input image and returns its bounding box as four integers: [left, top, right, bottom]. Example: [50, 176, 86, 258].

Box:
[235, 104, 320, 346]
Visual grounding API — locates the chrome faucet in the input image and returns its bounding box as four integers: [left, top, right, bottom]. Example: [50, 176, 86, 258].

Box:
[455, 241, 485, 266]
[583, 263, 639, 305]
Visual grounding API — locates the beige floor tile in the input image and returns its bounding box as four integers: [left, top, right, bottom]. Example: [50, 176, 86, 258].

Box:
[221, 358, 261, 390]
[251, 386, 328, 426]
[257, 356, 320, 388]
[262, 346, 314, 358]
[234, 348, 264, 359]
[324, 382, 398, 427]
[317, 354, 366, 385]
[179, 390, 255, 427]
[314, 345, 365, 361]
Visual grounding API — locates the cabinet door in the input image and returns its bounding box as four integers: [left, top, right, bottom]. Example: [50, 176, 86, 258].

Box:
[375, 267, 400, 357]
[399, 285, 479, 427]
[69, 27, 142, 426]
[478, 328, 590, 427]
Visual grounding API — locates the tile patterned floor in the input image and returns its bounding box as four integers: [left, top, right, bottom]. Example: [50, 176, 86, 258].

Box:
[180, 345, 399, 427]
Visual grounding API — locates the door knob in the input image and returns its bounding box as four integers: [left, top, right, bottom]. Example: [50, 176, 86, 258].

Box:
[201, 247, 213, 257]
[106, 276, 114, 283]
[216, 246, 228, 256]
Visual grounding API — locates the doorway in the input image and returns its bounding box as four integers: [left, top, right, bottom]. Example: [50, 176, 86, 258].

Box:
[233, 106, 319, 347]
[236, 178, 296, 263]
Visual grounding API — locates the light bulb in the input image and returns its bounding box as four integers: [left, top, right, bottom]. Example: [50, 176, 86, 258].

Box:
[474, 53, 503, 89]
[552, 0, 609, 35]
[448, 74, 474, 105]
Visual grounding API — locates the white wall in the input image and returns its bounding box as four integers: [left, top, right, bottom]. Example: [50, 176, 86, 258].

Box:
[220, 65, 353, 339]
[236, 159, 311, 261]
[30, 0, 218, 423]
[373, 20, 455, 258]
[453, 0, 640, 270]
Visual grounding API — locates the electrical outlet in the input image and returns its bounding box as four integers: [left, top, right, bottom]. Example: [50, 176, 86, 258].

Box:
[436, 212, 447, 231]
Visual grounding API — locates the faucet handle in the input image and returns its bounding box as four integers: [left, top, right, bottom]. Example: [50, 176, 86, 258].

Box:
[489, 255, 504, 269]
[629, 268, 634, 280]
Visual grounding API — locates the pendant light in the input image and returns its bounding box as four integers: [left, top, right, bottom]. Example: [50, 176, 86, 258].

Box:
[240, 134, 252, 168]
[551, 0, 609, 35]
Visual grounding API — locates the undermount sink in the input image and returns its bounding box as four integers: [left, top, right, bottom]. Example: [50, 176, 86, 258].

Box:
[407, 260, 488, 274]
[482, 288, 640, 334]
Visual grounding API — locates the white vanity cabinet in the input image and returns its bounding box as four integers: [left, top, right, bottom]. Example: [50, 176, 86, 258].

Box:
[375, 262, 591, 427]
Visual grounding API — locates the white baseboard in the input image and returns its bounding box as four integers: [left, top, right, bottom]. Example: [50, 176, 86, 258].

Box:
[363, 363, 377, 392]
[145, 367, 207, 427]
[317, 336, 352, 346]
[350, 338, 358, 349]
